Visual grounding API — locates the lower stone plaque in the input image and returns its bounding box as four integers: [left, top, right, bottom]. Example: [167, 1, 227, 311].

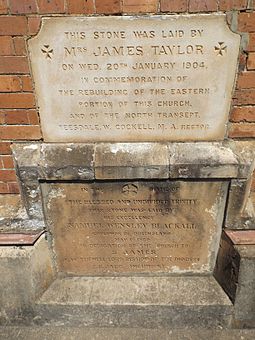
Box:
[41, 181, 228, 275]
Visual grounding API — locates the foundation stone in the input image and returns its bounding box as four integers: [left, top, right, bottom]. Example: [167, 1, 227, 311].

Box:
[41, 180, 228, 275]
[28, 15, 240, 142]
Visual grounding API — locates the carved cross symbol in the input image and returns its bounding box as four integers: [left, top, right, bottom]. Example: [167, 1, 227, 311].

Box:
[41, 45, 53, 59]
[214, 42, 227, 56]
[122, 184, 138, 196]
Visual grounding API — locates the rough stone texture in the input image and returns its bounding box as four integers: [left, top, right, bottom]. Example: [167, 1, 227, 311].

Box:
[169, 142, 239, 178]
[1, 327, 255, 340]
[34, 276, 232, 328]
[0, 216, 44, 234]
[0, 195, 23, 220]
[11, 143, 43, 220]
[7, 143, 96, 232]
[95, 143, 169, 179]
[0, 234, 55, 324]
[41, 181, 227, 275]
[0, 193, 44, 234]
[40, 143, 95, 180]
[233, 244, 255, 328]
[1, 140, 254, 328]
[214, 232, 255, 328]
[225, 179, 255, 229]
[214, 232, 240, 303]
[28, 15, 240, 142]
[222, 141, 255, 230]
[225, 140, 255, 179]
[6, 141, 255, 235]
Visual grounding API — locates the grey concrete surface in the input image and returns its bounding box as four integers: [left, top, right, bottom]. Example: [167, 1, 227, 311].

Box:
[0, 327, 255, 340]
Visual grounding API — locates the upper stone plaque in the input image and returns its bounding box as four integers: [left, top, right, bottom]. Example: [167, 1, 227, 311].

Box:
[28, 15, 240, 142]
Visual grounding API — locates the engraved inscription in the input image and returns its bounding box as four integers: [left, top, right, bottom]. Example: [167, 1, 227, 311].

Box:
[42, 181, 228, 275]
[29, 15, 240, 142]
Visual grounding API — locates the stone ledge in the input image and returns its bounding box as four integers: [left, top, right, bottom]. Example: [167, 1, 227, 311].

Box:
[6, 141, 255, 233]
[169, 142, 239, 178]
[12, 141, 255, 180]
[95, 143, 169, 179]
[38, 276, 231, 306]
[35, 275, 232, 328]
[41, 143, 95, 181]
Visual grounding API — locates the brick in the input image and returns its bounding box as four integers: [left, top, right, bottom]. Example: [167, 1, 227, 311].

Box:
[247, 53, 255, 70]
[95, 0, 121, 14]
[28, 16, 41, 36]
[0, 93, 35, 108]
[123, 0, 158, 13]
[13, 37, 27, 56]
[66, 0, 95, 14]
[160, 0, 187, 12]
[8, 182, 19, 194]
[0, 169, 16, 181]
[2, 155, 14, 169]
[21, 76, 33, 91]
[219, 0, 247, 10]
[0, 142, 11, 154]
[0, 16, 27, 36]
[9, 0, 37, 14]
[0, 182, 9, 193]
[4, 110, 30, 124]
[0, 75, 21, 92]
[233, 89, 255, 105]
[229, 123, 255, 138]
[37, 0, 65, 13]
[247, 33, 255, 52]
[237, 71, 255, 88]
[189, 0, 217, 11]
[0, 125, 41, 140]
[0, 111, 4, 124]
[238, 13, 255, 32]
[0, 37, 14, 56]
[230, 106, 255, 122]
[27, 110, 39, 125]
[0, 56, 29, 74]
[0, 0, 8, 14]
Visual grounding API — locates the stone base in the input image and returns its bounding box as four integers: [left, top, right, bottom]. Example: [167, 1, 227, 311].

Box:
[3, 232, 255, 329]
[0, 234, 55, 324]
[1, 327, 255, 340]
[214, 232, 255, 328]
[233, 244, 255, 328]
[34, 276, 232, 328]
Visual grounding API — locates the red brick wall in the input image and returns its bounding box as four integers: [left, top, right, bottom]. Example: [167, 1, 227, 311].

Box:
[0, 0, 254, 194]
